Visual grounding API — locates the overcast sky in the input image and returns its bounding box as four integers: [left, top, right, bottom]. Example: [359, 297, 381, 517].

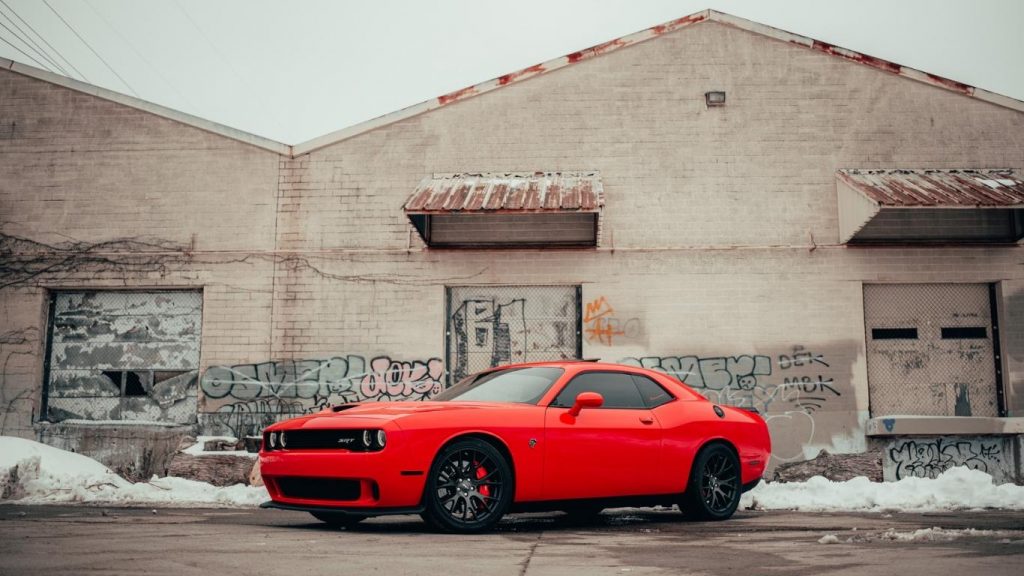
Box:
[1, 0, 1021, 144]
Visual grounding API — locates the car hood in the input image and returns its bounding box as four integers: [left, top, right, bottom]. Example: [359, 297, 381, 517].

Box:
[270, 401, 528, 430]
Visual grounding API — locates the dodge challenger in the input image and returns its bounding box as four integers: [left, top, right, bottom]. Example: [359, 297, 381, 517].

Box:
[259, 361, 770, 532]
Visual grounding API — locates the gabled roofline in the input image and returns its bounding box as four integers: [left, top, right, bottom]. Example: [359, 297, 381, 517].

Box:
[294, 9, 1024, 156]
[4, 9, 1023, 159]
[1, 56, 292, 156]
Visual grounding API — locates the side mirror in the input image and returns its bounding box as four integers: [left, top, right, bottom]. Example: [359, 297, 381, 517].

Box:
[568, 391, 604, 417]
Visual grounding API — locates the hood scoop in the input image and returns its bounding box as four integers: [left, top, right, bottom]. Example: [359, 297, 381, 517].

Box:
[330, 404, 361, 413]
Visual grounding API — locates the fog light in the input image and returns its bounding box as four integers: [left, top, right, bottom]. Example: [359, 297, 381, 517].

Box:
[376, 430, 387, 448]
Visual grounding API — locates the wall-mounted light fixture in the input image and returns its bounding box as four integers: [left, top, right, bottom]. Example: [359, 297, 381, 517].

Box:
[705, 91, 726, 107]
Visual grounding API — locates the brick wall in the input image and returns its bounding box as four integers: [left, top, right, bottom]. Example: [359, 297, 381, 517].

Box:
[2, 20, 1022, 465]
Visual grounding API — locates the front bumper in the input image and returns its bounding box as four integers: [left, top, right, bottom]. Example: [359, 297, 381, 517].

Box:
[260, 500, 424, 517]
[260, 446, 428, 510]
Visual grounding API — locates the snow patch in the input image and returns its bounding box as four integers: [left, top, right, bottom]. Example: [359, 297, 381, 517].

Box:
[742, 467, 1024, 512]
[880, 527, 999, 542]
[181, 435, 257, 458]
[1, 436, 265, 507]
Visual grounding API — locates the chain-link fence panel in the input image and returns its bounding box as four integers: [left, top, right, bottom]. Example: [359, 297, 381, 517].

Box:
[447, 285, 581, 384]
[45, 291, 201, 423]
[864, 283, 999, 417]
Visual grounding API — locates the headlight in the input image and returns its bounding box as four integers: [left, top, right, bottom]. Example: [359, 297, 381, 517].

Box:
[376, 429, 387, 448]
[362, 430, 372, 448]
[279, 432, 287, 448]
[269, 432, 277, 449]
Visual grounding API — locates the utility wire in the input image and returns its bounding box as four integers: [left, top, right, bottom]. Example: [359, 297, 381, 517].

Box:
[43, 0, 139, 97]
[172, 0, 289, 137]
[84, 0, 206, 117]
[0, 4, 65, 73]
[1, 0, 87, 81]
[0, 19, 54, 71]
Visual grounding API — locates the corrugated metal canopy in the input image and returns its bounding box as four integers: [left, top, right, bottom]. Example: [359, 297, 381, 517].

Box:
[838, 169, 1024, 207]
[404, 172, 603, 247]
[837, 169, 1024, 244]
[404, 172, 604, 214]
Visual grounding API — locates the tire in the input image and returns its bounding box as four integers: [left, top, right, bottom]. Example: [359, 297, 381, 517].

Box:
[421, 438, 513, 533]
[680, 442, 741, 521]
[310, 512, 366, 528]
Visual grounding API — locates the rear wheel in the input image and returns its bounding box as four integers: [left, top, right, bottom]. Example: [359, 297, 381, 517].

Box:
[421, 438, 513, 533]
[680, 443, 741, 520]
[310, 512, 366, 528]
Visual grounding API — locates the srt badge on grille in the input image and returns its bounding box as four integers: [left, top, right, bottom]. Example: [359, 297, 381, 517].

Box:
[338, 438, 354, 444]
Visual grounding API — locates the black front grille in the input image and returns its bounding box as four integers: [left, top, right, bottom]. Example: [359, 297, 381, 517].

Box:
[276, 477, 361, 501]
[284, 429, 365, 450]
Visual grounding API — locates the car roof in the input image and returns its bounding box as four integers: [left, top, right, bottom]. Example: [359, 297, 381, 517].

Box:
[472, 360, 707, 401]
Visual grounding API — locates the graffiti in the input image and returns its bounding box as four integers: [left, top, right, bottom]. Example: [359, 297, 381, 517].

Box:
[359, 357, 445, 401]
[199, 355, 445, 437]
[778, 346, 829, 370]
[583, 296, 640, 346]
[886, 437, 1005, 480]
[449, 298, 526, 383]
[447, 287, 578, 383]
[621, 348, 841, 410]
[624, 355, 772, 390]
[621, 345, 852, 463]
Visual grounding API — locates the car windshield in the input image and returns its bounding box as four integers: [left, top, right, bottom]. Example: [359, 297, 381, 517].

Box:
[432, 366, 564, 404]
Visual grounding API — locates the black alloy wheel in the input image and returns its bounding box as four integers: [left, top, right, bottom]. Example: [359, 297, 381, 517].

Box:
[310, 511, 366, 528]
[422, 438, 513, 533]
[680, 442, 741, 520]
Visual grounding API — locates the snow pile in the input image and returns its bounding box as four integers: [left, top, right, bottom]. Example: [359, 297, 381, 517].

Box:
[742, 467, 1024, 512]
[182, 436, 258, 458]
[879, 527, 1000, 542]
[0, 436, 266, 507]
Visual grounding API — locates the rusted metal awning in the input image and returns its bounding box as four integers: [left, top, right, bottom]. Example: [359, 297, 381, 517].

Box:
[404, 172, 604, 247]
[837, 169, 1024, 244]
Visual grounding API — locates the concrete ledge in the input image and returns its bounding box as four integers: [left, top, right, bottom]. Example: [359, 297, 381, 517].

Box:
[866, 416, 1024, 436]
[36, 421, 192, 481]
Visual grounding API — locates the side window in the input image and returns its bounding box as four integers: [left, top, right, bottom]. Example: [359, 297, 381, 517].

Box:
[551, 372, 646, 409]
[632, 375, 674, 408]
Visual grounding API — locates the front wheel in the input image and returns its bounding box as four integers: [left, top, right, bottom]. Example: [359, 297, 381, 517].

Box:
[421, 438, 513, 533]
[680, 443, 741, 520]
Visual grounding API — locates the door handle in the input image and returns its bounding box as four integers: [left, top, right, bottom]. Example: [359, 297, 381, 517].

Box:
[639, 417, 655, 425]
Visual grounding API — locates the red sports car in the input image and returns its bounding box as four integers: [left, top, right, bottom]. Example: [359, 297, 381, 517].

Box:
[259, 361, 770, 532]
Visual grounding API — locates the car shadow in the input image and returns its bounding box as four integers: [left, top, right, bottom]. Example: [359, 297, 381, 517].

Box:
[283, 508, 761, 534]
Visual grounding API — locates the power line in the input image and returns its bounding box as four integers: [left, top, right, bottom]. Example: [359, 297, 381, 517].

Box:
[0, 4, 65, 73]
[43, 0, 139, 97]
[172, 0, 289, 136]
[84, 0, 206, 117]
[0, 19, 54, 71]
[1, 0, 88, 82]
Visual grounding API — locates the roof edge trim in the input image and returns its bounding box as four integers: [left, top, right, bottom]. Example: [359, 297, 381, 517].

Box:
[292, 10, 713, 156]
[1, 57, 292, 156]
[294, 9, 1024, 155]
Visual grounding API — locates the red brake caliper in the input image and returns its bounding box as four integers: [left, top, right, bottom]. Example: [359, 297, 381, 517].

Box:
[475, 462, 491, 498]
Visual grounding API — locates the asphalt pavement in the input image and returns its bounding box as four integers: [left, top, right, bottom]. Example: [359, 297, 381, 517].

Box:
[1, 505, 1022, 576]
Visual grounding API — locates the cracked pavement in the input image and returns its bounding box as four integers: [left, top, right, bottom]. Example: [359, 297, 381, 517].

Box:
[1, 505, 1022, 575]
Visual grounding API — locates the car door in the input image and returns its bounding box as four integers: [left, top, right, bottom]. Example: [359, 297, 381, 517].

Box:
[542, 371, 664, 500]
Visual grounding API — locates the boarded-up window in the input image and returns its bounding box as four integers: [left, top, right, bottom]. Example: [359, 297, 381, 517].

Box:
[44, 291, 201, 423]
[446, 286, 581, 384]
